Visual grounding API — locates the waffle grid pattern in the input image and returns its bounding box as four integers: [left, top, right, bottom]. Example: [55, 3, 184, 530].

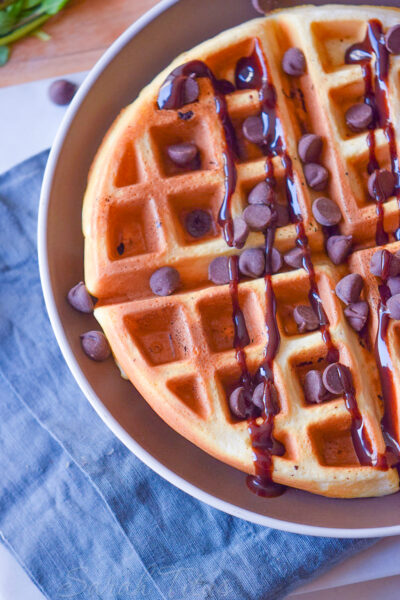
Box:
[84, 5, 400, 497]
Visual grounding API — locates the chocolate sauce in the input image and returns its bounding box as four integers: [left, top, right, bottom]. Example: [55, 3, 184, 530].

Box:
[228, 255, 252, 392]
[346, 20, 400, 244]
[158, 61, 238, 246]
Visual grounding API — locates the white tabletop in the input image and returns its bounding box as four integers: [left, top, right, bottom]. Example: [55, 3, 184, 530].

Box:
[1, 73, 400, 600]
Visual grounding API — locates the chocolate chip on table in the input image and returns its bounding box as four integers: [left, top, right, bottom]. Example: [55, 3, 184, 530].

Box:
[387, 294, 400, 320]
[293, 305, 319, 333]
[368, 169, 395, 200]
[335, 273, 364, 305]
[344, 301, 369, 332]
[150, 266, 180, 296]
[80, 331, 111, 362]
[284, 246, 304, 269]
[345, 103, 373, 132]
[269, 247, 283, 273]
[252, 381, 279, 412]
[298, 134, 323, 164]
[167, 142, 199, 167]
[385, 25, 400, 54]
[232, 217, 249, 248]
[229, 386, 249, 419]
[243, 204, 273, 231]
[48, 79, 78, 105]
[282, 48, 306, 77]
[387, 276, 400, 296]
[304, 163, 329, 190]
[370, 249, 400, 277]
[312, 196, 342, 226]
[239, 248, 265, 278]
[248, 181, 274, 205]
[184, 209, 212, 238]
[208, 256, 230, 285]
[242, 115, 265, 144]
[326, 235, 353, 265]
[322, 362, 353, 395]
[304, 370, 329, 404]
[67, 281, 94, 314]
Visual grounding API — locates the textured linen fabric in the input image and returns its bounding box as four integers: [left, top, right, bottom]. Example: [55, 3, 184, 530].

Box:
[0, 151, 375, 600]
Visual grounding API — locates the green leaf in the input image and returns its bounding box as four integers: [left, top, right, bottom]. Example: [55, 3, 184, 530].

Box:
[0, 10, 16, 35]
[0, 44, 9, 64]
[40, 0, 69, 15]
[22, 0, 41, 8]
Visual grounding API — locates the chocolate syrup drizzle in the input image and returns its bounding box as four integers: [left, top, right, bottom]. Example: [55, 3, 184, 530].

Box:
[346, 21, 400, 468]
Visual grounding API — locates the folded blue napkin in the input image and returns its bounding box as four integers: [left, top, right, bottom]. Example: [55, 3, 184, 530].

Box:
[0, 151, 375, 600]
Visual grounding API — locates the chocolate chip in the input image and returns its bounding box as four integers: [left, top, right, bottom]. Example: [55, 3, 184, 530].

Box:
[183, 77, 199, 104]
[150, 266, 180, 296]
[239, 248, 265, 278]
[269, 247, 283, 273]
[49, 79, 77, 105]
[304, 163, 329, 190]
[282, 48, 306, 77]
[275, 203, 290, 227]
[304, 370, 329, 404]
[368, 169, 395, 200]
[229, 387, 249, 419]
[370, 250, 400, 277]
[167, 142, 198, 167]
[293, 305, 319, 333]
[312, 196, 342, 226]
[117, 242, 125, 255]
[326, 235, 353, 265]
[184, 209, 212, 238]
[322, 363, 352, 395]
[387, 276, 400, 296]
[252, 381, 279, 413]
[232, 217, 249, 248]
[387, 294, 400, 319]
[242, 115, 265, 144]
[80, 331, 111, 362]
[344, 301, 369, 332]
[208, 256, 230, 285]
[67, 281, 94, 313]
[345, 103, 373, 132]
[298, 134, 323, 164]
[284, 247, 304, 269]
[335, 273, 363, 305]
[248, 181, 274, 205]
[243, 204, 273, 231]
[385, 25, 400, 54]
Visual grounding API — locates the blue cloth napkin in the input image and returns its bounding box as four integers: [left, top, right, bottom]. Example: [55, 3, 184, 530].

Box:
[0, 151, 375, 600]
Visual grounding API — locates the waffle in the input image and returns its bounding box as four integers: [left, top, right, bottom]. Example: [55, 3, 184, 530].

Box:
[82, 4, 400, 498]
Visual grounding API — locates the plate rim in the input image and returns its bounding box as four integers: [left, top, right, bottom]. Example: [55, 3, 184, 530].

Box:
[37, 0, 400, 538]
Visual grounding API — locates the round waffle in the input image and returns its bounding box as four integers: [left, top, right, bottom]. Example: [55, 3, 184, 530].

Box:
[83, 4, 400, 498]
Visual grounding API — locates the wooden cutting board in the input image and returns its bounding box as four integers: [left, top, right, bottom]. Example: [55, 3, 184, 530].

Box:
[0, 0, 159, 87]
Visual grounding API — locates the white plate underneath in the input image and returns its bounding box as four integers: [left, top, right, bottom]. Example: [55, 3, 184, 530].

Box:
[38, 0, 400, 537]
